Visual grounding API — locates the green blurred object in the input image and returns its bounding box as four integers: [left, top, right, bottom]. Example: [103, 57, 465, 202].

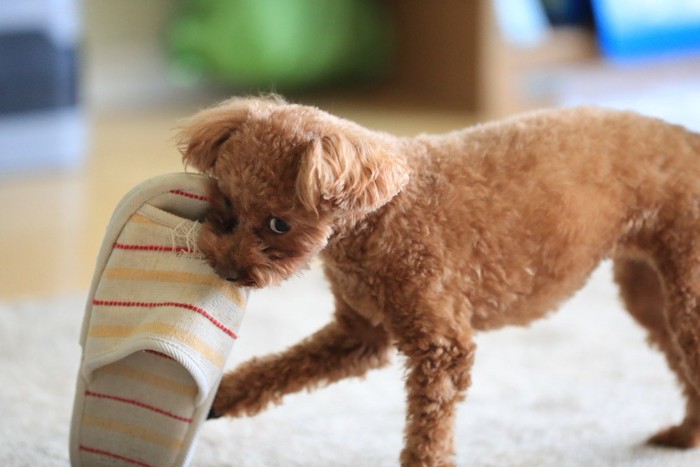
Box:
[169, 0, 393, 90]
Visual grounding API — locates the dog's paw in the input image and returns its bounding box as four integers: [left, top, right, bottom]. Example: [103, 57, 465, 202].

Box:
[210, 369, 279, 418]
[209, 382, 251, 418]
[648, 423, 700, 449]
[400, 448, 456, 467]
[207, 406, 223, 420]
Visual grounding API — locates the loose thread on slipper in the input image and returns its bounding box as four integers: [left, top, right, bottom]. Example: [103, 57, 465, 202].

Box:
[171, 220, 202, 258]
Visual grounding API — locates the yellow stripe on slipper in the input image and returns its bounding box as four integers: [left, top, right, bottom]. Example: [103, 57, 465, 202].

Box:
[88, 322, 227, 367]
[102, 267, 246, 306]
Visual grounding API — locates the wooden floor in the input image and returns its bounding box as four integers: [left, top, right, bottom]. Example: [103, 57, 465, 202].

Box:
[0, 101, 475, 300]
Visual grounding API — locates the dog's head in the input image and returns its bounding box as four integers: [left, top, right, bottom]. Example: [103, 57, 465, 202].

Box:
[177, 96, 409, 287]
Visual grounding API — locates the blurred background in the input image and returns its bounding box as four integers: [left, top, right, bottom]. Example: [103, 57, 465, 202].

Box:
[2, 0, 700, 300]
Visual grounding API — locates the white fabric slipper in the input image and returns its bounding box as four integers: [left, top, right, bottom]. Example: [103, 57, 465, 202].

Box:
[70, 173, 247, 467]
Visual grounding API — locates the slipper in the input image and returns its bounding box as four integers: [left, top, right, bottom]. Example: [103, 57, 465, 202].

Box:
[69, 173, 247, 467]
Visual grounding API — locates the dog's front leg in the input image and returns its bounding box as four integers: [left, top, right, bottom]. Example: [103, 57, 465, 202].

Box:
[392, 314, 476, 467]
[210, 300, 392, 418]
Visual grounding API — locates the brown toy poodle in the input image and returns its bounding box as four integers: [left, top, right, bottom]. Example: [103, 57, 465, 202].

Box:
[178, 96, 700, 466]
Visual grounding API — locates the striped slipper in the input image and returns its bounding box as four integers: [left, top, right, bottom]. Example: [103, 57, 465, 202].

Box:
[70, 173, 247, 467]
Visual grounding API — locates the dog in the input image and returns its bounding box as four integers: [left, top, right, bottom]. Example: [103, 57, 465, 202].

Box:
[178, 96, 700, 466]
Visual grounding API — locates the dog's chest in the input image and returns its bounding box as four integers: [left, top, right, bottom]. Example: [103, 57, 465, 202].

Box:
[322, 262, 385, 326]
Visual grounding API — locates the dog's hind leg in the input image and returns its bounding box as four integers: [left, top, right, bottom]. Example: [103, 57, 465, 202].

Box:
[613, 254, 700, 447]
[210, 299, 392, 418]
[649, 234, 700, 448]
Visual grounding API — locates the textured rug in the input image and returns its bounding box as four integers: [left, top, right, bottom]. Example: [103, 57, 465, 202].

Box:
[3, 262, 700, 466]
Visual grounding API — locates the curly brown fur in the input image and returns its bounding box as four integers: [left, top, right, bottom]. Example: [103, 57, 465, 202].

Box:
[179, 96, 700, 466]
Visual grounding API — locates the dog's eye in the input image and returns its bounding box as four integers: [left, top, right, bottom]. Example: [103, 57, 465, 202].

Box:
[224, 197, 233, 209]
[269, 218, 290, 234]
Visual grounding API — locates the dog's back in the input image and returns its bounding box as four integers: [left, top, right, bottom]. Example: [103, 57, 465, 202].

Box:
[333, 107, 700, 330]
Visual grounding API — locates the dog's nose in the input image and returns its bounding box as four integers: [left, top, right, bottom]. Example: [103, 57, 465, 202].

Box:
[218, 265, 242, 282]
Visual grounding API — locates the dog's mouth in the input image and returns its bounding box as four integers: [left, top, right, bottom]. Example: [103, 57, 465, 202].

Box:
[203, 243, 304, 289]
[225, 276, 260, 288]
[219, 269, 259, 288]
[218, 264, 281, 289]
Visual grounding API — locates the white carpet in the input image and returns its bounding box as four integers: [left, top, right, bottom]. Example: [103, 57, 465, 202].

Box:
[2, 262, 700, 466]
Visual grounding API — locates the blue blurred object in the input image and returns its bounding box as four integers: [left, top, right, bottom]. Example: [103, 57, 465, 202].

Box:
[493, 0, 550, 47]
[592, 0, 700, 60]
[0, 0, 85, 175]
[541, 0, 593, 26]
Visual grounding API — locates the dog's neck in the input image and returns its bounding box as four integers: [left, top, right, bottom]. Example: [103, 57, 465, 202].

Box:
[326, 214, 371, 245]
[321, 198, 396, 267]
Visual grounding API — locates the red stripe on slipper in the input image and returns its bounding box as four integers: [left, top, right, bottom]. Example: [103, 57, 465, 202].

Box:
[79, 445, 155, 467]
[84, 390, 193, 423]
[113, 242, 196, 254]
[169, 189, 208, 201]
[91, 299, 238, 339]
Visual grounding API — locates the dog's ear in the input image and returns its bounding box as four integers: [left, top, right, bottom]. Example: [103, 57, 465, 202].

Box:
[296, 132, 409, 215]
[176, 99, 252, 173]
